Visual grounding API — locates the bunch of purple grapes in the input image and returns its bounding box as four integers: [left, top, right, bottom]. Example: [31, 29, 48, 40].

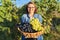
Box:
[16, 23, 37, 33]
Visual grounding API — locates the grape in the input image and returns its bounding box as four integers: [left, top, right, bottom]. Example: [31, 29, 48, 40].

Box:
[17, 18, 50, 33]
[18, 23, 37, 33]
[30, 18, 43, 31]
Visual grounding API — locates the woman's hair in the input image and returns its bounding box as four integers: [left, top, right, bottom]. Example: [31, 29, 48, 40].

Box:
[26, 2, 37, 13]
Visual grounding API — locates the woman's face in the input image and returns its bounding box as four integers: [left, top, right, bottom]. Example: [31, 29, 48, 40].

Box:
[27, 4, 35, 14]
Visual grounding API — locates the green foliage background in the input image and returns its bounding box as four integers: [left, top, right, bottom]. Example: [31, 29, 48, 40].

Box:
[0, 0, 60, 40]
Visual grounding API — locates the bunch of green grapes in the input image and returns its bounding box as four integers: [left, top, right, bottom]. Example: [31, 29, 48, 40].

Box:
[30, 18, 44, 31]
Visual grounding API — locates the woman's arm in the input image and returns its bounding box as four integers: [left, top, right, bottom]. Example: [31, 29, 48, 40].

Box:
[37, 14, 45, 35]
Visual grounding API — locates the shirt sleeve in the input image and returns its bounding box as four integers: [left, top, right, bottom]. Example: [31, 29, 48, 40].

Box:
[38, 14, 43, 23]
[20, 15, 26, 40]
[20, 14, 26, 24]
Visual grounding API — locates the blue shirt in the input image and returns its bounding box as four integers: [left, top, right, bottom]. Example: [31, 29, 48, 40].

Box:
[21, 13, 43, 40]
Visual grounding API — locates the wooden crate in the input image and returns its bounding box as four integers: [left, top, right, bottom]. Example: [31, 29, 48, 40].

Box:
[17, 27, 44, 38]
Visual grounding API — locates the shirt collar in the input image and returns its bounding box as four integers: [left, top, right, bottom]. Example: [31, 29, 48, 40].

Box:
[27, 13, 35, 19]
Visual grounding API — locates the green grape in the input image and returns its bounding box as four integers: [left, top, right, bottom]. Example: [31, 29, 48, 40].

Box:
[30, 18, 43, 31]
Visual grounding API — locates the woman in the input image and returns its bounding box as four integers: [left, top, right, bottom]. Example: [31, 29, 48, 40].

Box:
[21, 2, 44, 40]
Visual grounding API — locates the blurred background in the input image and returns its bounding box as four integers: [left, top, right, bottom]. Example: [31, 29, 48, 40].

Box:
[0, 0, 60, 40]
